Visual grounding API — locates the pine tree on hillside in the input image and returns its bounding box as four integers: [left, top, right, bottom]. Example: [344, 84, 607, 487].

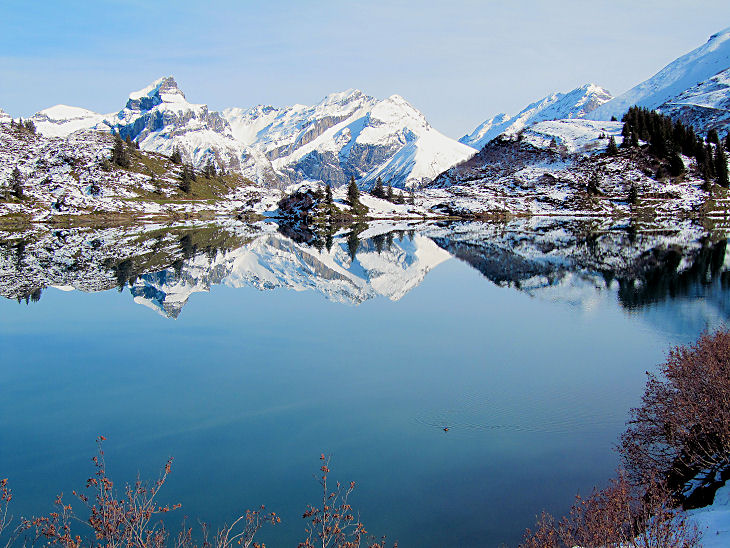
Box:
[725, 132, 730, 151]
[170, 147, 182, 165]
[607, 136, 619, 155]
[10, 166, 23, 199]
[347, 176, 360, 207]
[125, 134, 133, 147]
[716, 145, 729, 187]
[372, 177, 385, 198]
[111, 134, 130, 167]
[23, 120, 36, 134]
[668, 151, 685, 177]
[707, 129, 720, 145]
[386, 182, 394, 202]
[179, 164, 195, 193]
[706, 144, 716, 178]
[325, 183, 333, 205]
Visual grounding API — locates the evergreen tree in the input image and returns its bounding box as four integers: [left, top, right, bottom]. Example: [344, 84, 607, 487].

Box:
[125, 134, 133, 147]
[587, 173, 600, 196]
[325, 183, 333, 205]
[170, 147, 182, 164]
[707, 129, 720, 144]
[628, 184, 638, 205]
[23, 120, 36, 134]
[10, 167, 23, 199]
[111, 134, 130, 167]
[204, 159, 216, 178]
[179, 164, 194, 192]
[725, 132, 730, 151]
[386, 182, 394, 202]
[607, 136, 619, 155]
[347, 176, 360, 207]
[706, 144, 716, 178]
[372, 177, 385, 198]
[668, 151, 685, 177]
[716, 145, 729, 187]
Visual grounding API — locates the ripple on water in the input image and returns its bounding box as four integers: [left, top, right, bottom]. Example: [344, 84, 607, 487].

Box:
[414, 390, 623, 435]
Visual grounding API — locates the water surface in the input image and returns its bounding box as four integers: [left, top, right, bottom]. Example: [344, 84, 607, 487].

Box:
[0, 218, 727, 546]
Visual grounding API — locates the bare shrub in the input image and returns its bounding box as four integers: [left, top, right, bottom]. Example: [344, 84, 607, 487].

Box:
[520, 471, 700, 548]
[620, 329, 730, 488]
[23, 437, 277, 548]
[298, 454, 395, 548]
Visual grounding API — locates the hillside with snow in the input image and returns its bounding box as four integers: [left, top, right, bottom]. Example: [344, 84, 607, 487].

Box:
[30, 105, 108, 138]
[589, 27, 730, 126]
[460, 84, 612, 150]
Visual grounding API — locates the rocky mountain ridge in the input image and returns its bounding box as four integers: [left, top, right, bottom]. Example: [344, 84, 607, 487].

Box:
[20, 78, 475, 190]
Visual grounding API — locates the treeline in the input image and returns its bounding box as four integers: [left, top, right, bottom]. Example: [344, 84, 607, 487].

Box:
[621, 106, 729, 186]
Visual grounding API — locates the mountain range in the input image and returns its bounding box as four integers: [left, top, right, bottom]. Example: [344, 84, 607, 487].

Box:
[2, 26, 729, 221]
[26, 79, 476, 190]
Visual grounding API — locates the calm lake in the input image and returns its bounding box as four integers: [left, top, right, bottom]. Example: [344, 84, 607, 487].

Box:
[0, 218, 728, 547]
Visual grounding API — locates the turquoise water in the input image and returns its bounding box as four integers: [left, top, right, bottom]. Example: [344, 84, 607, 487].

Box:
[0, 221, 726, 546]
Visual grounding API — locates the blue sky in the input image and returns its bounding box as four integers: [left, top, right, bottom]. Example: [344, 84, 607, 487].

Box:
[1, 0, 729, 138]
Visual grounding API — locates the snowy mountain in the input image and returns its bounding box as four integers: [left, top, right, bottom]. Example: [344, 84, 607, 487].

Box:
[25, 78, 474, 190]
[104, 76, 245, 171]
[658, 67, 730, 134]
[29, 105, 108, 138]
[223, 89, 475, 189]
[589, 27, 730, 124]
[460, 84, 612, 150]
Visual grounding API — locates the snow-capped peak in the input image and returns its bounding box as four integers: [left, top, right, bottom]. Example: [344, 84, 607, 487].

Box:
[36, 105, 103, 122]
[460, 83, 613, 150]
[589, 27, 730, 121]
[126, 76, 187, 111]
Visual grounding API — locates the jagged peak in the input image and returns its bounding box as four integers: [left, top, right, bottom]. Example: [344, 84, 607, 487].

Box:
[317, 88, 367, 107]
[126, 76, 187, 111]
[129, 76, 182, 100]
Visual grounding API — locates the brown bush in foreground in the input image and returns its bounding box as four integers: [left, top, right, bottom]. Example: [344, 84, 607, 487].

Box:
[520, 471, 700, 548]
[1, 439, 394, 548]
[621, 329, 730, 488]
[298, 455, 395, 548]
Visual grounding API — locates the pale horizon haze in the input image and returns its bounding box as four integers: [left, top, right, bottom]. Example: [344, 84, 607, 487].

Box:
[1, 0, 729, 139]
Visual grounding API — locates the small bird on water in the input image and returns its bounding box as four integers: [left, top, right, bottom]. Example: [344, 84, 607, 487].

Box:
[443, 427, 449, 432]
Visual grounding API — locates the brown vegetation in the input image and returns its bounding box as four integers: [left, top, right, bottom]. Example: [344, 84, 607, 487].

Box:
[0, 439, 392, 548]
[522, 329, 730, 547]
[520, 472, 699, 547]
[621, 329, 730, 492]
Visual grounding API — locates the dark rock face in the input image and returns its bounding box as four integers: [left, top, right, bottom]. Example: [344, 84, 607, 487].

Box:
[429, 138, 563, 188]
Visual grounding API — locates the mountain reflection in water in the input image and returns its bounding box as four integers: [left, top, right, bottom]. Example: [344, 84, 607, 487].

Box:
[1, 218, 729, 324]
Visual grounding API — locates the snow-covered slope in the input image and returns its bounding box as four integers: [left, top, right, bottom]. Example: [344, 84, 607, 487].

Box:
[30, 105, 109, 138]
[0, 108, 11, 125]
[589, 27, 730, 122]
[223, 89, 476, 189]
[460, 84, 612, 150]
[659, 67, 730, 134]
